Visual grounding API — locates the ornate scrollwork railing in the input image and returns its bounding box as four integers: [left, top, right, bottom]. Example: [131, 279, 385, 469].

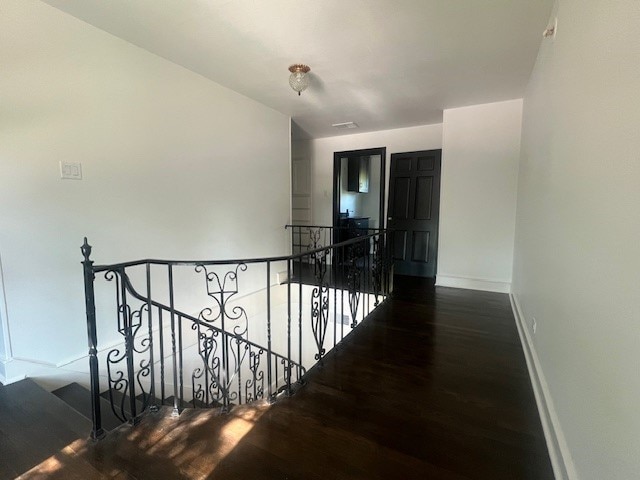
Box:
[81, 227, 393, 439]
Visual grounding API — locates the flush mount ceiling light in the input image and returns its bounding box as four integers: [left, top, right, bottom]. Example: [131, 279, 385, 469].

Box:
[332, 122, 359, 130]
[288, 64, 311, 96]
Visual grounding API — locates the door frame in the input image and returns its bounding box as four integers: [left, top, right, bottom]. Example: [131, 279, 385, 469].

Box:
[332, 147, 387, 243]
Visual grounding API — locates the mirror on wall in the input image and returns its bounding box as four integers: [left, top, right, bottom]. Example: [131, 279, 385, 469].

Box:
[332, 147, 386, 243]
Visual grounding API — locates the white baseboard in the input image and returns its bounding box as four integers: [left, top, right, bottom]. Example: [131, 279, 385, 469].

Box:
[509, 293, 577, 480]
[0, 358, 29, 385]
[0, 372, 25, 385]
[436, 274, 511, 293]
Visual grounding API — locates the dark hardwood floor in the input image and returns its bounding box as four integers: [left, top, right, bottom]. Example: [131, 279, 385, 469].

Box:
[17, 276, 553, 479]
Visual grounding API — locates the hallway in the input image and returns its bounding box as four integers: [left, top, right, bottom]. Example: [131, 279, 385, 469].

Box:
[19, 277, 553, 479]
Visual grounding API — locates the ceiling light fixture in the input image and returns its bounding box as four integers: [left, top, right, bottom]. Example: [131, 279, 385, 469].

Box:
[332, 122, 359, 129]
[288, 64, 311, 96]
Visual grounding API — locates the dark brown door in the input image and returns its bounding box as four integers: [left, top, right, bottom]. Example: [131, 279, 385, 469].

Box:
[387, 150, 442, 277]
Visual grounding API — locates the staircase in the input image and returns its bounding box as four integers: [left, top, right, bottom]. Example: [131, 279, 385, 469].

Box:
[77, 230, 392, 438]
[0, 379, 91, 478]
[0, 229, 393, 478]
[0, 230, 394, 477]
[51, 382, 126, 432]
[0, 377, 262, 478]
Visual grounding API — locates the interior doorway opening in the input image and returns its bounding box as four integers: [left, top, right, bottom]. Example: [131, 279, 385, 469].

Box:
[332, 147, 386, 245]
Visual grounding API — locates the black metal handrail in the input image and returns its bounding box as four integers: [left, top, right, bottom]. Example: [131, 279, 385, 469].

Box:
[82, 228, 393, 440]
[285, 224, 384, 258]
[90, 231, 382, 272]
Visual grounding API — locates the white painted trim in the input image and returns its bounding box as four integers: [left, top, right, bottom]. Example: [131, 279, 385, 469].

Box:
[510, 293, 578, 480]
[435, 274, 511, 293]
[0, 358, 27, 385]
[0, 253, 14, 360]
[0, 372, 26, 385]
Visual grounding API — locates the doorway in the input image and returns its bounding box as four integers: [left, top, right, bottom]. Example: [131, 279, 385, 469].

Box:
[387, 150, 442, 278]
[332, 147, 386, 244]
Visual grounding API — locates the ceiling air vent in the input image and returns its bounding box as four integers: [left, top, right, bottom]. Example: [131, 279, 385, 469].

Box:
[332, 122, 359, 130]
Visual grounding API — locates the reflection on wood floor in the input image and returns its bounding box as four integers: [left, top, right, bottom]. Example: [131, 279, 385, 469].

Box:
[18, 275, 554, 479]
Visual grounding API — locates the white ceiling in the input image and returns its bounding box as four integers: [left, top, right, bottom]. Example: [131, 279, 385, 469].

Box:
[42, 0, 553, 139]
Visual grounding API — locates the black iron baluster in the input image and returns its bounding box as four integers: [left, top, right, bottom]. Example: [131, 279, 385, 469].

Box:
[205, 319, 211, 407]
[365, 239, 369, 318]
[290, 226, 295, 258]
[310, 250, 329, 363]
[145, 263, 157, 411]
[380, 233, 384, 298]
[361, 238, 365, 321]
[168, 265, 179, 417]
[253, 347, 259, 400]
[372, 236, 381, 306]
[381, 233, 387, 299]
[104, 269, 129, 424]
[383, 231, 388, 298]
[178, 313, 184, 410]
[341, 243, 345, 342]
[369, 237, 373, 316]
[236, 339, 242, 405]
[120, 269, 138, 423]
[81, 238, 105, 440]
[347, 242, 361, 330]
[266, 262, 272, 400]
[286, 259, 292, 395]
[383, 233, 388, 298]
[325, 228, 329, 256]
[220, 284, 229, 412]
[203, 328, 209, 407]
[333, 244, 337, 350]
[362, 237, 366, 319]
[369, 235, 371, 312]
[158, 307, 165, 405]
[388, 231, 394, 296]
[298, 254, 303, 381]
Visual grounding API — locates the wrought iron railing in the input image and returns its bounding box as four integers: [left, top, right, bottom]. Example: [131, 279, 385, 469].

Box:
[286, 224, 384, 256]
[81, 228, 393, 440]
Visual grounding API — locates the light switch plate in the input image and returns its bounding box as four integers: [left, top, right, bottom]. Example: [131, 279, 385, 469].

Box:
[60, 161, 82, 180]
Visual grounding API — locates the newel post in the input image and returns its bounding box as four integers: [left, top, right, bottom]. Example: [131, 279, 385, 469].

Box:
[82, 238, 105, 440]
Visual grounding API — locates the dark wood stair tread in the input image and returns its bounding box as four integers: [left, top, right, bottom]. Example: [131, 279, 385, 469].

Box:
[0, 378, 92, 478]
[52, 382, 124, 432]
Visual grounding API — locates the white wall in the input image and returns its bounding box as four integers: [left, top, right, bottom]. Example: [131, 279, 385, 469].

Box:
[0, 326, 5, 364]
[311, 115, 520, 292]
[0, 256, 7, 381]
[0, 305, 6, 379]
[512, 1, 640, 479]
[0, 263, 8, 362]
[0, 1, 291, 376]
[437, 100, 523, 292]
[311, 124, 443, 227]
